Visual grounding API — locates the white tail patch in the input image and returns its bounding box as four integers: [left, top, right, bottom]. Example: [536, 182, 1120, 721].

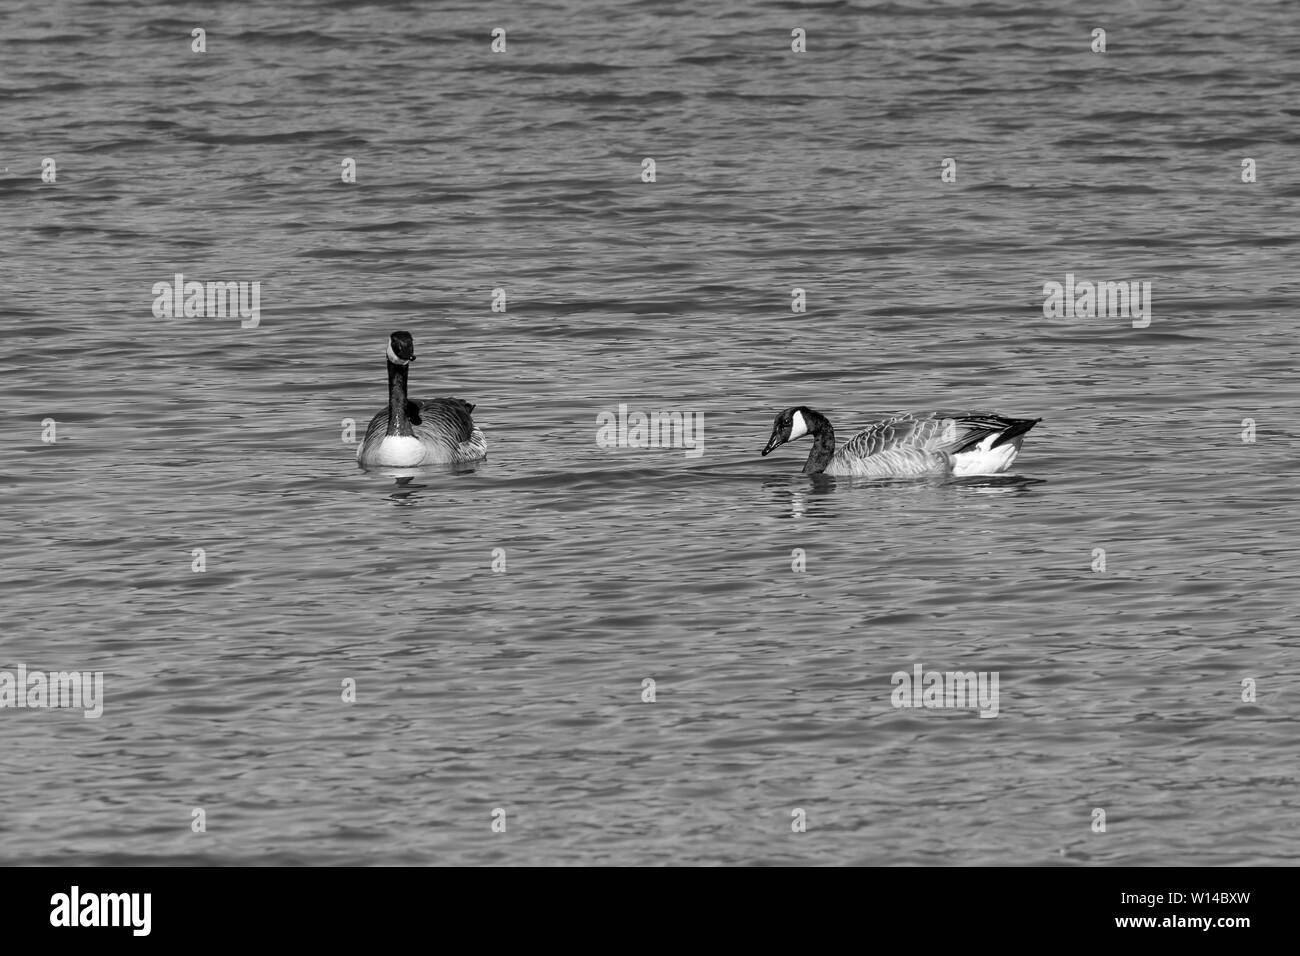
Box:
[789, 410, 809, 441]
[363, 435, 425, 466]
[952, 436, 1020, 476]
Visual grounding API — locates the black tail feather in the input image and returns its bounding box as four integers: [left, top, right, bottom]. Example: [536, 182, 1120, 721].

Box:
[991, 417, 1041, 448]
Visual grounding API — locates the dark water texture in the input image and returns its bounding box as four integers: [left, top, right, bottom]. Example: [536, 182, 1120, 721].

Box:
[1, 1, 1298, 864]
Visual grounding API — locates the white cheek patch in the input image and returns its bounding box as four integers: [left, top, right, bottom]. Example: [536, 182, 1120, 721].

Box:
[386, 343, 411, 365]
[789, 410, 809, 441]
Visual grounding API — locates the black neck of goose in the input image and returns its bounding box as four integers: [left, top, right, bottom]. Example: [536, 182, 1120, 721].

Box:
[801, 411, 836, 475]
[386, 360, 413, 436]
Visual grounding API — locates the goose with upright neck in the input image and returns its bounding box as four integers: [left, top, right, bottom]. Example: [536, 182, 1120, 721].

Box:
[762, 406, 1040, 478]
[356, 331, 487, 468]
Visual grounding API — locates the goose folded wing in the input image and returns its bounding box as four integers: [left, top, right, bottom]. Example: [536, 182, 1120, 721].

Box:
[838, 414, 934, 458]
[361, 408, 390, 445]
[411, 397, 478, 443]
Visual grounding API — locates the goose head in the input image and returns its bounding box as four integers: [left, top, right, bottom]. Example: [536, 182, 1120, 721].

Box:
[762, 406, 815, 456]
[386, 330, 417, 366]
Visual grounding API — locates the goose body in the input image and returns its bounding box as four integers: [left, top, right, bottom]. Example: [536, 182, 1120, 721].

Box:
[762, 406, 1039, 477]
[356, 331, 487, 468]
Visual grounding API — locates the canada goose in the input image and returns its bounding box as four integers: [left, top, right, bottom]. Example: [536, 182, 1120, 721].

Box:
[356, 331, 487, 468]
[761, 407, 1039, 477]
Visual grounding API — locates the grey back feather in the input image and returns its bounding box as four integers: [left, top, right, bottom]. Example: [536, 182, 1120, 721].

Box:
[837, 412, 1024, 462]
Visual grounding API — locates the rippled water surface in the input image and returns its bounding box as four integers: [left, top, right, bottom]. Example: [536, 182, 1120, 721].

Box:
[2, 0, 1298, 865]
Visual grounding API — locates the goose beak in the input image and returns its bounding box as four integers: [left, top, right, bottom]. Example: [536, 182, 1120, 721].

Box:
[761, 430, 784, 456]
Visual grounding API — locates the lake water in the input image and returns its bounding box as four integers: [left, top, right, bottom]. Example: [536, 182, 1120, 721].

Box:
[2, 0, 1298, 865]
